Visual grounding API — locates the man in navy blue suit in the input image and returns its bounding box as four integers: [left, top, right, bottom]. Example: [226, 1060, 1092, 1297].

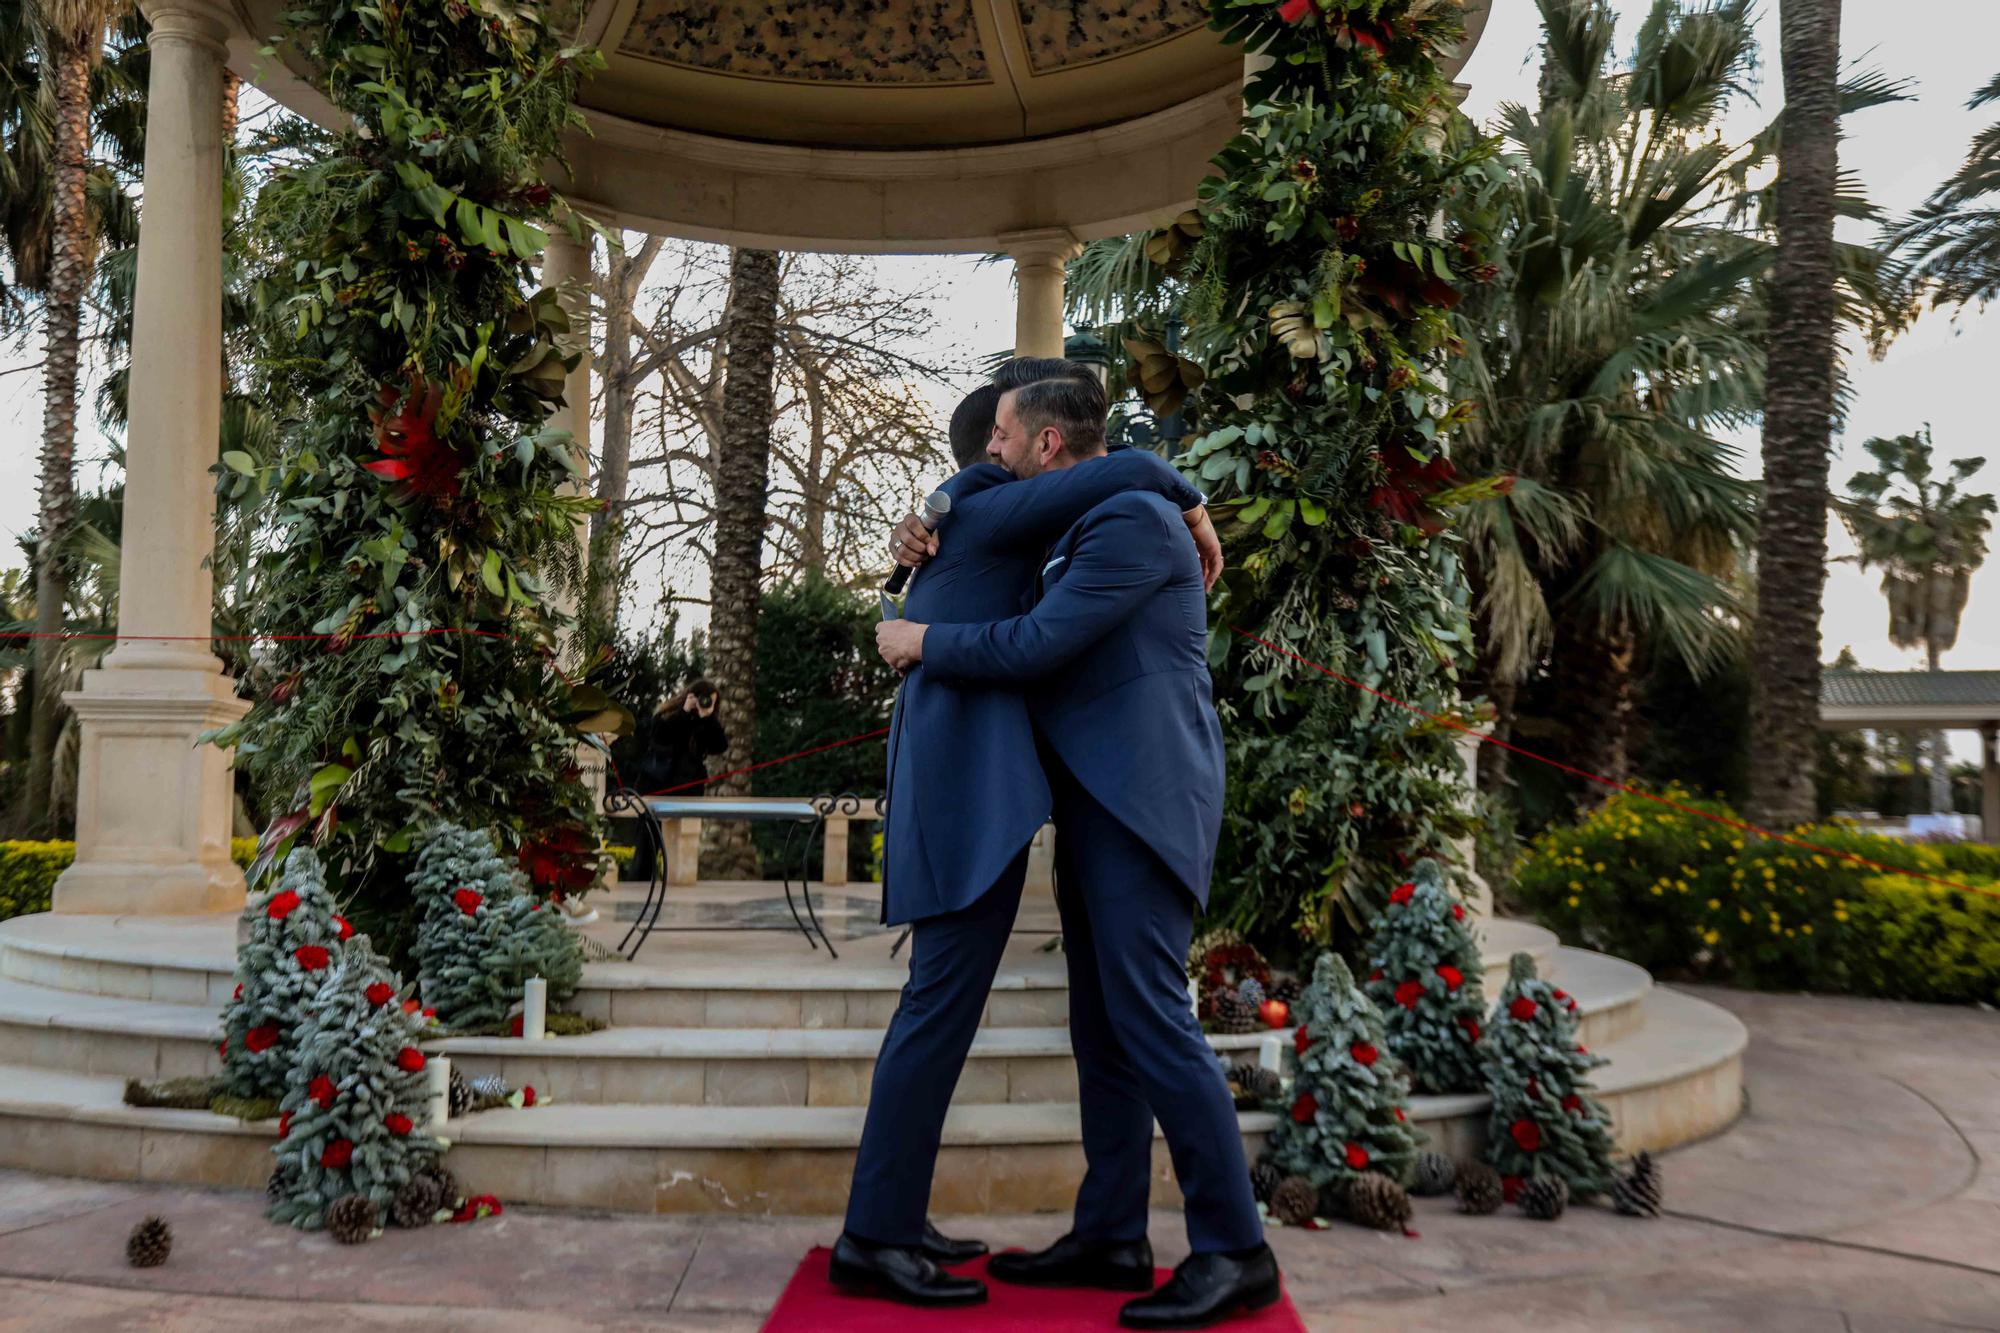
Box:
[829, 362, 1224, 1309]
[871, 378, 1280, 1330]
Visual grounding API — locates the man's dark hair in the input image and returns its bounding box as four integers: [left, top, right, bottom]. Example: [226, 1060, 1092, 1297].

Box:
[992, 356, 1097, 393]
[1009, 374, 1107, 459]
[947, 383, 1003, 469]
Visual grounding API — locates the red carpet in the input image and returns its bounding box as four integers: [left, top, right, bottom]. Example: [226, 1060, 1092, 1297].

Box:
[762, 1248, 1307, 1332]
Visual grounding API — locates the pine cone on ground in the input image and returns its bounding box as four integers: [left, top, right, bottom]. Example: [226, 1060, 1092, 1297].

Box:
[448, 1065, 473, 1118]
[1612, 1151, 1662, 1218]
[390, 1171, 447, 1228]
[326, 1193, 380, 1244]
[1229, 1063, 1281, 1106]
[1455, 1161, 1504, 1215]
[1519, 1174, 1569, 1222]
[125, 1216, 172, 1268]
[1343, 1172, 1414, 1233]
[1249, 1159, 1282, 1205]
[1268, 1174, 1320, 1226]
[1412, 1151, 1457, 1197]
[414, 1164, 461, 1210]
[1207, 988, 1259, 1035]
[266, 1160, 298, 1203]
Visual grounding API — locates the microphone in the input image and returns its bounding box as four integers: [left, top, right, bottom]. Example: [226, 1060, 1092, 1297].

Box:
[883, 490, 952, 596]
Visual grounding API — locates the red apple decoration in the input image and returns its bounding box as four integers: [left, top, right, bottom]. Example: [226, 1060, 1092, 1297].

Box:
[1259, 999, 1290, 1029]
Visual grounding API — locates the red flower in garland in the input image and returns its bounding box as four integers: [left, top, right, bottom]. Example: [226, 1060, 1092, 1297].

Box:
[1393, 980, 1423, 1009]
[295, 945, 330, 971]
[309, 1074, 337, 1108]
[266, 890, 301, 920]
[1367, 440, 1457, 534]
[1388, 881, 1415, 906]
[452, 888, 483, 916]
[1276, 0, 1314, 22]
[1350, 1041, 1378, 1067]
[1508, 996, 1539, 1022]
[365, 982, 394, 1007]
[333, 915, 354, 941]
[395, 1047, 426, 1073]
[386, 1112, 414, 1137]
[518, 825, 596, 897]
[1291, 1092, 1318, 1124]
[1561, 1094, 1583, 1115]
[1294, 1026, 1313, 1055]
[1509, 1118, 1542, 1152]
[1435, 964, 1464, 992]
[1458, 1016, 1481, 1042]
[1344, 1142, 1369, 1170]
[321, 1138, 354, 1170]
[365, 376, 463, 503]
[245, 1023, 281, 1054]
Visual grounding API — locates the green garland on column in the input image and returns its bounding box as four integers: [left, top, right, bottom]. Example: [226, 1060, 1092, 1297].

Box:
[1176, 0, 1502, 948]
[215, 0, 617, 939]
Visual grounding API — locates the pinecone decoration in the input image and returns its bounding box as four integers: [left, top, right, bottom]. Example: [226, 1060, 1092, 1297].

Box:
[1519, 1174, 1569, 1222]
[325, 1193, 380, 1244]
[390, 1171, 447, 1229]
[1208, 988, 1258, 1035]
[1343, 1172, 1414, 1233]
[1612, 1151, 1662, 1218]
[1411, 1151, 1457, 1197]
[125, 1216, 172, 1268]
[1268, 1174, 1320, 1226]
[1269, 977, 1300, 1009]
[448, 1065, 473, 1118]
[1230, 1063, 1281, 1104]
[1236, 976, 1266, 1008]
[266, 1160, 297, 1203]
[1455, 1161, 1504, 1215]
[413, 1163, 461, 1211]
[1249, 1159, 1282, 1205]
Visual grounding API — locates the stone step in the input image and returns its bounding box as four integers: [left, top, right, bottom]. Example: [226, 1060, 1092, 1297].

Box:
[0, 942, 1638, 1101]
[0, 984, 1744, 1215]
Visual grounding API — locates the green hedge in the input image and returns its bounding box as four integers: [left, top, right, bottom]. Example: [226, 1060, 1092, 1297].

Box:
[0, 839, 265, 924]
[1514, 788, 2000, 1003]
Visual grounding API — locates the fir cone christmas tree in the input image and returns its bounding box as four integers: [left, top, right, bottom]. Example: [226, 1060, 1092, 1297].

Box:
[1412, 1150, 1457, 1197]
[1480, 953, 1617, 1198]
[1341, 1172, 1414, 1234]
[1268, 1174, 1320, 1226]
[412, 824, 583, 1029]
[219, 851, 352, 1100]
[1207, 987, 1259, 1035]
[268, 948, 442, 1230]
[1267, 953, 1422, 1190]
[1518, 1173, 1568, 1221]
[125, 1216, 172, 1268]
[1455, 1161, 1503, 1215]
[1612, 1151, 1663, 1218]
[326, 1192, 380, 1244]
[1363, 860, 1486, 1094]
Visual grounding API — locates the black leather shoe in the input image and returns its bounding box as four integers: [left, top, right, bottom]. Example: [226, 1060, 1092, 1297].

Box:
[828, 1233, 988, 1307]
[921, 1219, 989, 1265]
[1119, 1246, 1281, 1330]
[988, 1232, 1156, 1292]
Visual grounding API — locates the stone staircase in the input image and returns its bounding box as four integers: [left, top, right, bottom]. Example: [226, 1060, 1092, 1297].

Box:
[0, 907, 1744, 1215]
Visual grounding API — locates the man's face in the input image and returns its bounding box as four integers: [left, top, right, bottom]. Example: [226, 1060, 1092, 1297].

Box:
[988, 390, 1059, 479]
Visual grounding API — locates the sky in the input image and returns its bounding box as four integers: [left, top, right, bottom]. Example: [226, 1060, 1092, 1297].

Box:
[1, 1, 1996, 746]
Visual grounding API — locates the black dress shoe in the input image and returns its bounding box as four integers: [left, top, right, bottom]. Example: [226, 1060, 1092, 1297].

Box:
[987, 1232, 1156, 1292]
[922, 1219, 989, 1265]
[828, 1233, 988, 1307]
[1119, 1245, 1281, 1330]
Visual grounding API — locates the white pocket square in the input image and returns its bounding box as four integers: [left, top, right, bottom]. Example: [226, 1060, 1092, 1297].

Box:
[1042, 556, 1067, 575]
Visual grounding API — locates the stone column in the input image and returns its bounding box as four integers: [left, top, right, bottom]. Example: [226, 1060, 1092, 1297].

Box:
[1453, 725, 1495, 920]
[1002, 228, 1079, 359]
[1982, 723, 1999, 844]
[54, 0, 249, 915]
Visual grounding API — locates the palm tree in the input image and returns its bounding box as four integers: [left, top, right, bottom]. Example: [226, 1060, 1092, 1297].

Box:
[1839, 428, 1995, 812]
[1745, 0, 1845, 830]
[703, 247, 781, 876]
[1894, 73, 2000, 309]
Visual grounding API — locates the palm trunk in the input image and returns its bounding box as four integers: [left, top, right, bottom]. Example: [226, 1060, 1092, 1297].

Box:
[703, 248, 781, 878]
[26, 35, 95, 833]
[1926, 641, 1951, 815]
[592, 268, 636, 626]
[1746, 0, 1842, 831]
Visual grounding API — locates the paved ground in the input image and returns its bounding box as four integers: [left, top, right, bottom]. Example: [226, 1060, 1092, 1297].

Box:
[0, 987, 1995, 1332]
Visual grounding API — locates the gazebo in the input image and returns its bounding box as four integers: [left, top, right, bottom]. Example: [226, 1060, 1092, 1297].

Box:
[1820, 669, 2000, 837]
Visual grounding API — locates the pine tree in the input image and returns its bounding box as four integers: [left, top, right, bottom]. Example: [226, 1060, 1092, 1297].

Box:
[1364, 860, 1486, 1094]
[1268, 953, 1422, 1190]
[269, 945, 441, 1230]
[410, 823, 582, 1029]
[1480, 952, 1617, 1197]
[219, 851, 355, 1100]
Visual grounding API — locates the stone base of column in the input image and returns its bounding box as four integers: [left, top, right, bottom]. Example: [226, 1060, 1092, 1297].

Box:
[53, 667, 252, 916]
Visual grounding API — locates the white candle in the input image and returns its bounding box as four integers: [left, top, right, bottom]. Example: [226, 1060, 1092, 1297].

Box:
[523, 976, 548, 1041]
[427, 1055, 451, 1130]
[1259, 1033, 1284, 1074]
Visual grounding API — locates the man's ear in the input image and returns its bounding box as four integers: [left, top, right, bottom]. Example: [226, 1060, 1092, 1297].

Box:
[1038, 428, 1064, 468]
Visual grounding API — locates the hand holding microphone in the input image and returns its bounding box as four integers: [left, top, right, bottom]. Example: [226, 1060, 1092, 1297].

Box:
[884, 490, 952, 595]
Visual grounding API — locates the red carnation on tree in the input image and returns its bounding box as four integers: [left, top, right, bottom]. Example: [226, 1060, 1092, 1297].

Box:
[1291, 1092, 1318, 1124]
[1509, 996, 1539, 1022]
[1503, 1175, 1525, 1204]
[1343, 1142, 1369, 1170]
[266, 890, 301, 920]
[333, 915, 354, 941]
[509, 1014, 525, 1037]
[1394, 980, 1423, 1009]
[321, 1138, 354, 1170]
[1369, 969, 1384, 982]
[386, 1112, 414, 1137]
[395, 1047, 426, 1073]
[1350, 1041, 1379, 1067]
[1294, 1026, 1313, 1054]
[1436, 964, 1463, 992]
[365, 981, 394, 1007]
[294, 944, 330, 971]
[309, 1074, 336, 1108]
[1562, 1094, 1583, 1114]
[1452, 903, 1465, 921]
[1388, 881, 1415, 906]
[1394, 1106, 1406, 1122]
[218, 1038, 228, 1057]
[1459, 1016, 1481, 1042]
[1510, 1119, 1542, 1152]
[452, 888, 483, 916]
[232, 983, 243, 1000]
[278, 1110, 292, 1139]
[245, 1023, 281, 1054]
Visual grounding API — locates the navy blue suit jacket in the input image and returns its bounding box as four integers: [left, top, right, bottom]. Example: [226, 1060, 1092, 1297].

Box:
[881, 452, 1202, 925]
[921, 491, 1225, 909]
